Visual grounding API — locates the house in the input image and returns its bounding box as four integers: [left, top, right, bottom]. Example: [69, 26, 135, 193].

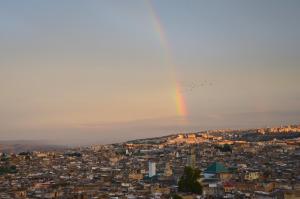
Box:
[223, 181, 235, 193]
[244, 170, 260, 181]
[203, 162, 231, 181]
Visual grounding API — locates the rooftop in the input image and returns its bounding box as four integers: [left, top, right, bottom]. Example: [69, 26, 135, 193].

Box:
[204, 162, 229, 174]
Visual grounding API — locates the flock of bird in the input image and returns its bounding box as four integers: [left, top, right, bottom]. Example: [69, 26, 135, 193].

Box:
[180, 80, 214, 93]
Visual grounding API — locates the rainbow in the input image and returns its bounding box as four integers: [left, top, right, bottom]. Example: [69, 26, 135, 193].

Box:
[146, 0, 188, 118]
[175, 82, 188, 117]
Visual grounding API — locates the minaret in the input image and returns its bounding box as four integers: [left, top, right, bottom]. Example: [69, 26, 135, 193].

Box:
[187, 146, 196, 168]
[148, 161, 156, 177]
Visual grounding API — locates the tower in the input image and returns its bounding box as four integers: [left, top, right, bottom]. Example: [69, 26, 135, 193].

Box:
[187, 147, 196, 168]
[148, 161, 156, 177]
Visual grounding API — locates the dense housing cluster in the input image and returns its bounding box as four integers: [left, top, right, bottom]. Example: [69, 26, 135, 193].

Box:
[0, 125, 299, 199]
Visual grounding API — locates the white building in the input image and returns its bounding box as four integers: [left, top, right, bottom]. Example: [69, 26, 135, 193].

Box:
[148, 162, 156, 177]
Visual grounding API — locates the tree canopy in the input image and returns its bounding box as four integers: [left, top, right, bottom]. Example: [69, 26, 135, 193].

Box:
[178, 166, 202, 194]
[215, 144, 232, 152]
[172, 194, 183, 199]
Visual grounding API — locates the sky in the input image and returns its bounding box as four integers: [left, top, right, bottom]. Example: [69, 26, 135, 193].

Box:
[0, 0, 300, 145]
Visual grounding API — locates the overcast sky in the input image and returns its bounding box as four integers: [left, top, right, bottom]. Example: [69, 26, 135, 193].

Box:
[0, 0, 300, 145]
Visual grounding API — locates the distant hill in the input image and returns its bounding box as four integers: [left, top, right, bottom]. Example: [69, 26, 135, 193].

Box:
[0, 140, 67, 153]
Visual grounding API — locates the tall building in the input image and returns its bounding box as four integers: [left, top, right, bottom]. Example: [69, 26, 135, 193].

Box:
[148, 161, 156, 177]
[187, 147, 196, 168]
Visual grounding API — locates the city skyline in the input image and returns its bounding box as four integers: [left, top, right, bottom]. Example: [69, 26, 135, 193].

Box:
[1, 0, 300, 144]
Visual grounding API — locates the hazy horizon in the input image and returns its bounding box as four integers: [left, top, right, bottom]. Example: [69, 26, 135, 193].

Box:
[1, 0, 300, 145]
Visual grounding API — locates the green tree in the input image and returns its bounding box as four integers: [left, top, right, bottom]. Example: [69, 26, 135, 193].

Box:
[172, 194, 183, 199]
[178, 166, 202, 194]
[222, 144, 232, 152]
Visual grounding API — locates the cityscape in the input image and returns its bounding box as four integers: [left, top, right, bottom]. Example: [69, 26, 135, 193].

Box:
[1, 0, 300, 198]
[0, 125, 299, 198]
